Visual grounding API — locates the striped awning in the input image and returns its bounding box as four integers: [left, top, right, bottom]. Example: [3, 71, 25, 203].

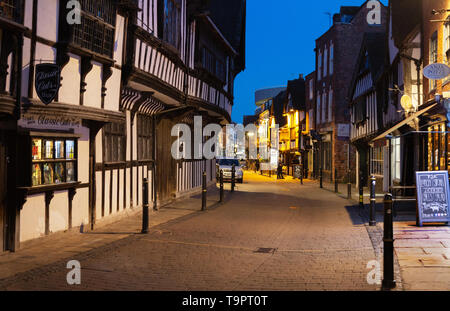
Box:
[121, 88, 167, 115]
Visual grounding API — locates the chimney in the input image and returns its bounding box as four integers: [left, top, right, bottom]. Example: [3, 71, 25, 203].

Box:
[299, 74, 304, 79]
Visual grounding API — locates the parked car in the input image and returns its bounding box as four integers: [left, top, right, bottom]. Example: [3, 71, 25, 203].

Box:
[216, 159, 244, 183]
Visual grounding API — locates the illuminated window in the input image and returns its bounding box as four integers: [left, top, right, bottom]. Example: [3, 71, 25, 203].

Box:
[430, 31, 438, 90]
[391, 137, 401, 181]
[31, 138, 78, 187]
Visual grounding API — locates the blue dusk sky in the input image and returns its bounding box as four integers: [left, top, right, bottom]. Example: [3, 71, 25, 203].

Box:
[232, 0, 388, 123]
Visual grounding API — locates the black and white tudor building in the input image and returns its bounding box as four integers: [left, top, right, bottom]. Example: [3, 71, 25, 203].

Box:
[0, 0, 245, 252]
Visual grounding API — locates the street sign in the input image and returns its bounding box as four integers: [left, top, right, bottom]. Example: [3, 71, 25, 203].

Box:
[35, 63, 61, 105]
[416, 171, 450, 227]
[423, 63, 450, 80]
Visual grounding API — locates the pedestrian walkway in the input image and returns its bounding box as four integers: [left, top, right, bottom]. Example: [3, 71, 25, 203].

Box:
[0, 184, 228, 281]
[0, 171, 379, 291]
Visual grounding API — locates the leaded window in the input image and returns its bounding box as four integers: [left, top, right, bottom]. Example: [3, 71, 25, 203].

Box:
[103, 122, 126, 163]
[137, 115, 153, 161]
[163, 0, 181, 50]
[70, 0, 116, 58]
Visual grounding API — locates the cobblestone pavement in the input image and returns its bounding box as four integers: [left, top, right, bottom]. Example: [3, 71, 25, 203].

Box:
[0, 172, 380, 291]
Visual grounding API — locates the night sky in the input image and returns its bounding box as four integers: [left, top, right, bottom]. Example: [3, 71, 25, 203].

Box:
[232, 0, 388, 123]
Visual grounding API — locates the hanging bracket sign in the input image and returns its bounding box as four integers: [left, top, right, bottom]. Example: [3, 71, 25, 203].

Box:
[35, 63, 61, 105]
[423, 63, 450, 80]
[416, 171, 450, 227]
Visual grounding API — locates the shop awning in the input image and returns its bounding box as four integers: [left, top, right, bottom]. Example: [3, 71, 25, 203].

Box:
[121, 88, 167, 115]
[371, 103, 438, 142]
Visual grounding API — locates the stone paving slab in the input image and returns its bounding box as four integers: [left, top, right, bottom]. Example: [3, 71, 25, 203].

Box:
[0, 185, 227, 281]
[0, 172, 380, 291]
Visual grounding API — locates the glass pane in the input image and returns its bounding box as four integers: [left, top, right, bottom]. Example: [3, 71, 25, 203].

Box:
[66, 140, 75, 159]
[32, 164, 42, 186]
[66, 162, 76, 182]
[54, 163, 65, 184]
[43, 163, 54, 184]
[55, 141, 65, 159]
[44, 140, 54, 159]
[32, 139, 42, 160]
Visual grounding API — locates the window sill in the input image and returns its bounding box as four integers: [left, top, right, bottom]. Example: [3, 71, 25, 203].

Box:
[18, 181, 81, 195]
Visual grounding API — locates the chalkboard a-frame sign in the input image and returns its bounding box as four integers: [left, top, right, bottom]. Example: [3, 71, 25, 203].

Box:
[416, 171, 450, 227]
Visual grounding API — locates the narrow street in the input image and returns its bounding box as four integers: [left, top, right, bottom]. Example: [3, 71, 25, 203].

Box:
[0, 172, 379, 291]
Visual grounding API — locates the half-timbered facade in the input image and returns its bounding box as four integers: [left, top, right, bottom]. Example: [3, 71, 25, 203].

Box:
[0, 0, 26, 252]
[1, 0, 245, 251]
[350, 33, 387, 191]
[121, 0, 245, 206]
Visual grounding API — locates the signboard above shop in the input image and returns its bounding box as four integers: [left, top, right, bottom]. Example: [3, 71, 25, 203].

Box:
[423, 63, 450, 80]
[416, 171, 450, 227]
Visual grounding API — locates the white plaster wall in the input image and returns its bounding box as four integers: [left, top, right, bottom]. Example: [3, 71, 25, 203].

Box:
[95, 171, 102, 220]
[20, 194, 45, 242]
[5, 53, 12, 94]
[84, 61, 102, 109]
[75, 126, 90, 184]
[24, 0, 33, 29]
[96, 129, 103, 163]
[112, 169, 118, 214]
[126, 112, 131, 161]
[132, 167, 137, 207]
[119, 169, 124, 211]
[104, 67, 121, 112]
[104, 170, 111, 215]
[21, 37, 31, 99]
[72, 188, 89, 228]
[33, 43, 57, 99]
[59, 54, 81, 105]
[49, 191, 68, 233]
[37, 0, 58, 43]
[126, 167, 131, 208]
[114, 15, 125, 66]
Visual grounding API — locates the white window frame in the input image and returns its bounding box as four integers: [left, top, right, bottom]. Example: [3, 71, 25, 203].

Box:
[328, 88, 333, 122]
[329, 42, 334, 75]
[316, 92, 321, 125]
[322, 92, 327, 123]
[391, 137, 401, 181]
[318, 50, 322, 81]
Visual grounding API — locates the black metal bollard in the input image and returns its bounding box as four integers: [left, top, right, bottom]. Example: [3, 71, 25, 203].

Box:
[347, 169, 352, 199]
[320, 168, 323, 189]
[141, 178, 149, 234]
[382, 193, 396, 290]
[231, 164, 236, 192]
[369, 175, 377, 226]
[335, 168, 338, 193]
[219, 170, 224, 203]
[359, 172, 364, 208]
[202, 171, 207, 211]
[300, 165, 304, 185]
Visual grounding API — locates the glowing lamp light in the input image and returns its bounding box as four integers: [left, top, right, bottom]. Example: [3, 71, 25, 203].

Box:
[400, 94, 413, 112]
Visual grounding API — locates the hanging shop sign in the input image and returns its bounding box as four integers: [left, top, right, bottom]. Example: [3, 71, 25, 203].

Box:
[423, 63, 450, 81]
[416, 171, 450, 227]
[35, 63, 61, 105]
